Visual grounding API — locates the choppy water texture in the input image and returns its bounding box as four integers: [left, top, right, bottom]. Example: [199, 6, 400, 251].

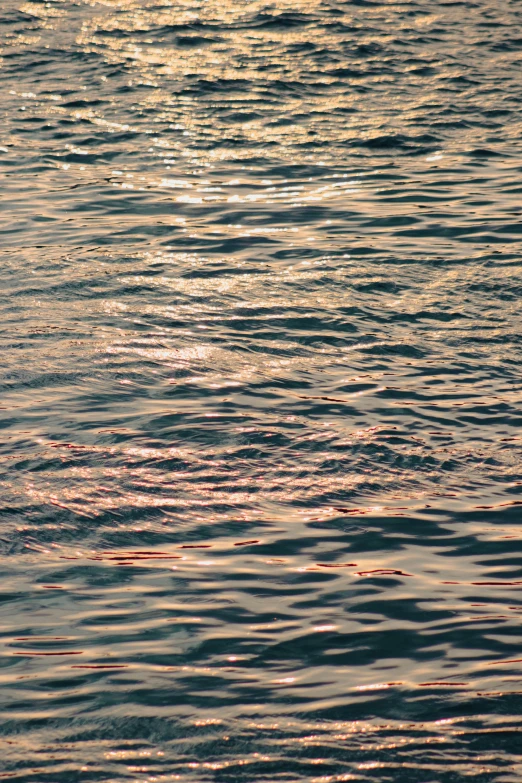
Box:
[2, 0, 522, 780]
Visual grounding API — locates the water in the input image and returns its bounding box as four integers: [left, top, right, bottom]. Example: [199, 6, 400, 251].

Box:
[2, 0, 522, 779]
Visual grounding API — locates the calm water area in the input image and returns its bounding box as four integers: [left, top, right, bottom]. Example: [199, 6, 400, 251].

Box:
[1, 0, 522, 780]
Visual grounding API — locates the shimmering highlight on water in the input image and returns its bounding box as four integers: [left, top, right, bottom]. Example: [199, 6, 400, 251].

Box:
[2, 0, 522, 780]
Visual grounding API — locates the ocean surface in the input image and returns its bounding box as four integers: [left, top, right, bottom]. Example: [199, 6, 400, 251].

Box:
[1, 0, 522, 779]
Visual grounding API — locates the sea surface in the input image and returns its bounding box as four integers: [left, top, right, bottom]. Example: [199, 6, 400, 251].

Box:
[1, 0, 522, 780]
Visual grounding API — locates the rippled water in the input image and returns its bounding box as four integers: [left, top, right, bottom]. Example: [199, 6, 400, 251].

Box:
[2, 0, 522, 779]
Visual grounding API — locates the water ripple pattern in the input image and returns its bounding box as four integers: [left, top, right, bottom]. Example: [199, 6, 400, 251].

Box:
[1, 0, 522, 780]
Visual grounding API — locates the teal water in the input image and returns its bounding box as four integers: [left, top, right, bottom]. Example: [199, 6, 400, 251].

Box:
[2, 0, 522, 780]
